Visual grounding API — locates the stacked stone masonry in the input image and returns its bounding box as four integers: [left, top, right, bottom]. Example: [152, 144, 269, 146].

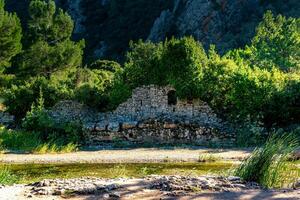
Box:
[49, 85, 235, 145]
[0, 112, 14, 127]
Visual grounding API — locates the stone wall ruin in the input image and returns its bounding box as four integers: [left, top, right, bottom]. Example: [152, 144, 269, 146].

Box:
[49, 85, 235, 145]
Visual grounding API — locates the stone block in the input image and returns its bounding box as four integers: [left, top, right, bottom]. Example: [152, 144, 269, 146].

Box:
[0, 112, 14, 126]
[95, 122, 107, 131]
[122, 121, 138, 129]
[163, 123, 177, 129]
[83, 123, 96, 131]
[107, 122, 120, 132]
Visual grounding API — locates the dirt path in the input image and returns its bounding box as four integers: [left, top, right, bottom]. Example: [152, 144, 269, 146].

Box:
[0, 148, 252, 164]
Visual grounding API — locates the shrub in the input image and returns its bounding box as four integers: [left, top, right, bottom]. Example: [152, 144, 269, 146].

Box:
[124, 40, 164, 88]
[0, 126, 42, 152]
[162, 37, 208, 98]
[226, 11, 300, 72]
[3, 62, 123, 117]
[0, 125, 78, 154]
[124, 37, 208, 98]
[201, 47, 296, 125]
[22, 92, 84, 145]
[3, 76, 73, 118]
[235, 133, 299, 188]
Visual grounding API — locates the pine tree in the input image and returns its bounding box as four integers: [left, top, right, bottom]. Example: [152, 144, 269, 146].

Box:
[0, 0, 22, 72]
[15, 0, 84, 77]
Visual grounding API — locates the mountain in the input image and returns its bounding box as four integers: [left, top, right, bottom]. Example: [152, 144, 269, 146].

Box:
[5, 0, 300, 62]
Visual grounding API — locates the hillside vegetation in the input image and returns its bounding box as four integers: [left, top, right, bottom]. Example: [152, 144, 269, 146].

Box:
[0, 0, 299, 149]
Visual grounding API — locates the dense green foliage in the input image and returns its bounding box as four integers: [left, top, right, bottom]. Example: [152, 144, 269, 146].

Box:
[0, 0, 299, 149]
[124, 37, 208, 98]
[228, 11, 300, 72]
[0, 0, 22, 72]
[13, 0, 84, 77]
[235, 133, 299, 188]
[0, 126, 78, 153]
[121, 13, 300, 125]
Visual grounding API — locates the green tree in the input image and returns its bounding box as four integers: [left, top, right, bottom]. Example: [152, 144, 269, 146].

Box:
[252, 11, 300, 71]
[124, 37, 208, 98]
[124, 40, 164, 88]
[15, 0, 84, 77]
[27, 0, 73, 44]
[248, 11, 299, 72]
[162, 37, 208, 98]
[0, 0, 22, 72]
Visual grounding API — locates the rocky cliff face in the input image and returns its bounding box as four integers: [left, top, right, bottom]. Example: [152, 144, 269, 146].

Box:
[148, 0, 263, 51]
[5, 0, 300, 60]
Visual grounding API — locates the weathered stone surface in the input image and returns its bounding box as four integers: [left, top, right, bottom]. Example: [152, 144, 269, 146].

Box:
[88, 85, 233, 145]
[95, 122, 108, 131]
[25, 175, 262, 198]
[88, 119, 234, 146]
[50, 85, 235, 145]
[122, 121, 138, 130]
[28, 177, 120, 196]
[148, 0, 261, 53]
[0, 112, 14, 127]
[107, 122, 120, 132]
[149, 175, 261, 192]
[163, 123, 177, 129]
[48, 100, 97, 124]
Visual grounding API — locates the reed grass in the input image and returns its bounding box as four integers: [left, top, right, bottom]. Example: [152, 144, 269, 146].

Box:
[235, 133, 299, 188]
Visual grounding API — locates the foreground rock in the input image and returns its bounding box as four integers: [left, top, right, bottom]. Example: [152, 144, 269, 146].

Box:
[0, 176, 298, 200]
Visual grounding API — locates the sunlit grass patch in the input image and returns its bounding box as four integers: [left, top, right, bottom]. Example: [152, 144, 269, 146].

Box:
[198, 153, 221, 163]
[0, 127, 78, 154]
[0, 166, 18, 185]
[33, 143, 78, 154]
[2, 162, 234, 184]
[235, 133, 299, 188]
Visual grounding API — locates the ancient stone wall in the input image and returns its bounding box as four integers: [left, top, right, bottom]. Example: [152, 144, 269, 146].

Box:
[87, 119, 235, 146]
[49, 85, 234, 145]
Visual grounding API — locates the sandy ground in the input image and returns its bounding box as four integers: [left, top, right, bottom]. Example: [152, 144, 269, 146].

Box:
[0, 148, 251, 164]
[1, 179, 299, 200]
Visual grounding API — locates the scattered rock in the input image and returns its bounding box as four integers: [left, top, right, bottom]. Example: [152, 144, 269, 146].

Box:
[227, 176, 241, 182]
[148, 175, 259, 193]
[109, 192, 121, 198]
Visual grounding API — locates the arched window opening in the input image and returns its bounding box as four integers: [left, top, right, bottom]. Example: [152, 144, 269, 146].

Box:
[168, 90, 177, 106]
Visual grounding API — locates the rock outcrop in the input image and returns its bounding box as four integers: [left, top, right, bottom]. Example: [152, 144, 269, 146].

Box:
[148, 0, 262, 51]
[7, 0, 299, 59]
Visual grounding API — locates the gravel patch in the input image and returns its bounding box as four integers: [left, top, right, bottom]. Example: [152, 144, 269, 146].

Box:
[1, 176, 299, 200]
[0, 148, 251, 164]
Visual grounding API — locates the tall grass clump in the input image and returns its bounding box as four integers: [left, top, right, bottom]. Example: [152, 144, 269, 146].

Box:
[0, 166, 18, 185]
[235, 133, 299, 188]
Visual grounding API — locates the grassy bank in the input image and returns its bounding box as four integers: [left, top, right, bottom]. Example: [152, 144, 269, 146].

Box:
[0, 126, 78, 154]
[1, 161, 299, 185]
[0, 162, 235, 184]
